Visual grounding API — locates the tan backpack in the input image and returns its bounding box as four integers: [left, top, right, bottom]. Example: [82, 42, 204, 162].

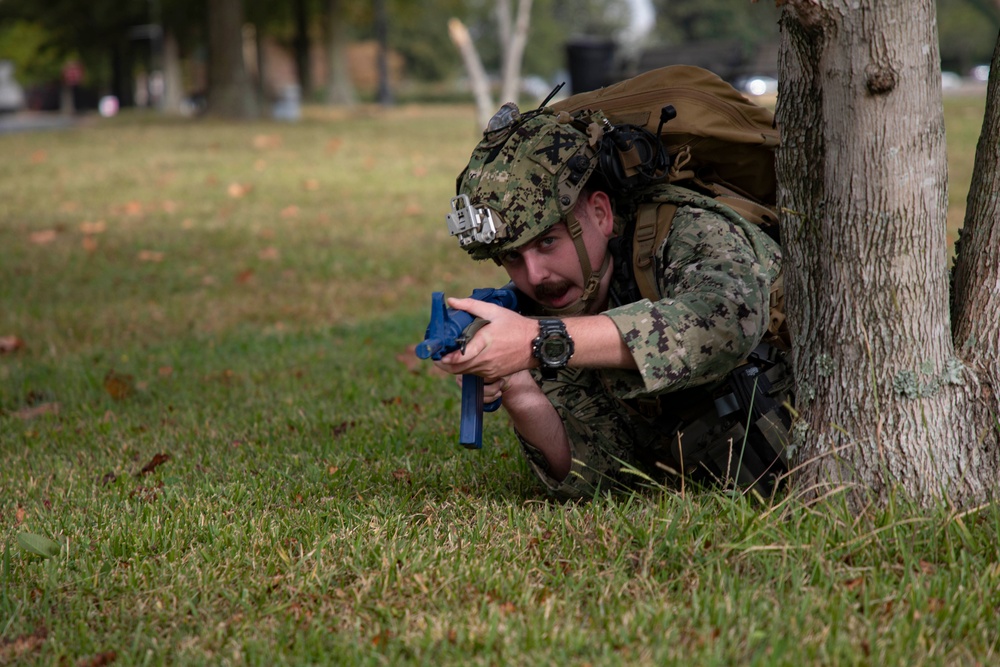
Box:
[551, 66, 788, 350]
[550, 64, 780, 210]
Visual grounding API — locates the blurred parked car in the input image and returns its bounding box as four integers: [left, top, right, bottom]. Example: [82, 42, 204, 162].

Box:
[970, 65, 990, 82]
[733, 74, 778, 96]
[0, 60, 26, 112]
[941, 71, 962, 89]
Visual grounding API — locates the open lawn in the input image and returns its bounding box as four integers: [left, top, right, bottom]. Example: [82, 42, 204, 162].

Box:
[1, 97, 997, 665]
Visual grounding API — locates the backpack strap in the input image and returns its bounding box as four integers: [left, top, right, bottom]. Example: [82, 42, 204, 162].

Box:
[632, 202, 677, 302]
[628, 184, 791, 351]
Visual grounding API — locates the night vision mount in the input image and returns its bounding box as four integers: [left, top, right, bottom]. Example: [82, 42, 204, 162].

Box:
[447, 193, 497, 248]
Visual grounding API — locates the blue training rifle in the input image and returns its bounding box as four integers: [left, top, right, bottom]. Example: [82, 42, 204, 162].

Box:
[415, 287, 519, 449]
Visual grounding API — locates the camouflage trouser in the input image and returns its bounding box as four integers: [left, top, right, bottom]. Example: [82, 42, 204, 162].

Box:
[516, 348, 791, 499]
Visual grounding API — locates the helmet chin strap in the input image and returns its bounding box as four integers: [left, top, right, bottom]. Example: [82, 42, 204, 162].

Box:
[543, 210, 611, 317]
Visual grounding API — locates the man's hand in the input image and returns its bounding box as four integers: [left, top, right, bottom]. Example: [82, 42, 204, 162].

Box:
[455, 369, 536, 406]
[434, 297, 537, 380]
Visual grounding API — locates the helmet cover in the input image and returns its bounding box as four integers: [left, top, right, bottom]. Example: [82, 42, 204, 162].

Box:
[452, 107, 602, 261]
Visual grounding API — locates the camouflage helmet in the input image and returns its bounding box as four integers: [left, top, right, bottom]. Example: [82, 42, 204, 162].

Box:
[448, 104, 604, 261]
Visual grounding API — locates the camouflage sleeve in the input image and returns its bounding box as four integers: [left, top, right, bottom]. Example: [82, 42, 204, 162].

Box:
[603, 205, 780, 399]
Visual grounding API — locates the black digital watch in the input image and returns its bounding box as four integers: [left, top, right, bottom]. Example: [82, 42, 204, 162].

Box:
[531, 319, 574, 380]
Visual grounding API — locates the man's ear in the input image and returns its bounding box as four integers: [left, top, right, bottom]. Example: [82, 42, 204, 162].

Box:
[589, 190, 615, 239]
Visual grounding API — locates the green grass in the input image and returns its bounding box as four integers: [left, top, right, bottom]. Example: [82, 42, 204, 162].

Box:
[1, 99, 998, 665]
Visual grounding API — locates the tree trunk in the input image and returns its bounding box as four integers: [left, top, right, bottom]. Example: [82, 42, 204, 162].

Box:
[161, 29, 184, 115]
[952, 32, 1000, 430]
[324, 0, 356, 106]
[207, 0, 258, 118]
[777, 0, 998, 507]
[374, 0, 392, 106]
[293, 0, 312, 98]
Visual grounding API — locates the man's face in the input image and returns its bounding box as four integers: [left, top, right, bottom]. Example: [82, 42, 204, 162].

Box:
[498, 192, 613, 311]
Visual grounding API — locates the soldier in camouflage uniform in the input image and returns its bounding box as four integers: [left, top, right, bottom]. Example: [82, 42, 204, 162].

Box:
[435, 103, 790, 499]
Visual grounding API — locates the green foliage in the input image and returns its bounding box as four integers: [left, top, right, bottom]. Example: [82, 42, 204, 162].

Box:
[649, 0, 781, 50]
[937, 0, 998, 73]
[0, 20, 66, 85]
[389, 0, 469, 81]
[16, 533, 61, 558]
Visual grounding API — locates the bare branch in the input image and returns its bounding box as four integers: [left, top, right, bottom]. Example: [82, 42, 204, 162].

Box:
[499, 0, 533, 106]
[448, 17, 494, 130]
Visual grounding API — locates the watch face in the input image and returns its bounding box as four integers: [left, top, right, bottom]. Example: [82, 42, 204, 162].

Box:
[541, 336, 570, 363]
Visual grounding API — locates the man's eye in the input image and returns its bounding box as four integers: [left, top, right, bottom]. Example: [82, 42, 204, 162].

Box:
[500, 251, 521, 264]
[539, 236, 556, 249]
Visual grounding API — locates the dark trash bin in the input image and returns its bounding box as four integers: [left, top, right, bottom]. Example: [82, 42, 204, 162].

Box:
[565, 37, 617, 94]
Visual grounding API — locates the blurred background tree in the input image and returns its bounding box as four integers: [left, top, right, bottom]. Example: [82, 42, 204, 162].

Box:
[0, 0, 994, 116]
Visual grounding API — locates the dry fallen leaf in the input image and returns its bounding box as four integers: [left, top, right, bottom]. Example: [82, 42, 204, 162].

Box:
[252, 134, 282, 149]
[82, 237, 99, 253]
[138, 453, 170, 476]
[227, 182, 253, 198]
[303, 179, 319, 191]
[0, 627, 47, 663]
[29, 229, 57, 245]
[258, 246, 280, 261]
[280, 205, 299, 219]
[13, 403, 60, 420]
[332, 421, 355, 437]
[326, 138, 343, 153]
[76, 649, 118, 667]
[497, 601, 517, 614]
[0, 335, 25, 354]
[103, 370, 135, 401]
[30, 149, 47, 164]
[137, 250, 165, 263]
[403, 202, 423, 217]
[123, 201, 144, 216]
[158, 366, 173, 377]
[79, 220, 106, 234]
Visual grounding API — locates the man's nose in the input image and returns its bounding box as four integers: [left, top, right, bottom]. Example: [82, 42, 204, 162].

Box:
[523, 253, 549, 285]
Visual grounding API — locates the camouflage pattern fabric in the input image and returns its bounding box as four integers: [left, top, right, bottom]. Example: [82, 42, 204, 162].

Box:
[602, 185, 782, 398]
[457, 110, 600, 261]
[515, 367, 679, 497]
[518, 185, 784, 498]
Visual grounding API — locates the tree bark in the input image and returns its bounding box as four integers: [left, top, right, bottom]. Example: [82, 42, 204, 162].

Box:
[324, 0, 356, 106]
[293, 0, 312, 98]
[207, 0, 258, 118]
[777, 0, 999, 507]
[952, 32, 1000, 426]
[375, 0, 392, 106]
[161, 29, 184, 115]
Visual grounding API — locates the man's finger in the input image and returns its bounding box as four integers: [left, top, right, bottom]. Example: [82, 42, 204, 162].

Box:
[446, 297, 502, 319]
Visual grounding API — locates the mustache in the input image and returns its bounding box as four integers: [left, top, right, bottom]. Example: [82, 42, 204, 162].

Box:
[534, 280, 572, 301]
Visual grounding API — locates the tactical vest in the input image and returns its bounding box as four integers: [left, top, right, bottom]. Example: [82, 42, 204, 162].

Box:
[618, 184, 793, 498]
